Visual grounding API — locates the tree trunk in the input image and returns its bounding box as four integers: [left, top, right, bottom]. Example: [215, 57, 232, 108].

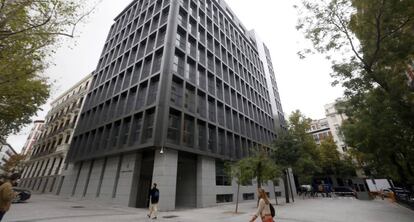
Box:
[235, 183, 240, 213]
[287, 169, 295, 202]
[283, 169, 290, 203]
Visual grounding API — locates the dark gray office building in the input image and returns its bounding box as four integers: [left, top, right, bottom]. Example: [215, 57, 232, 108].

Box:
[60, 0, 289, 210]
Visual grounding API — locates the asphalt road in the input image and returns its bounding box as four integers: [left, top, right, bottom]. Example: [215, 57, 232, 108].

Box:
[4, 195, 414, 222]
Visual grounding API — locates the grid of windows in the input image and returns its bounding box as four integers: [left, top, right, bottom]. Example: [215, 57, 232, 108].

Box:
[69, 0, 283, 162]
[164, 0, 279, 159]
[69, 0, 170, 161]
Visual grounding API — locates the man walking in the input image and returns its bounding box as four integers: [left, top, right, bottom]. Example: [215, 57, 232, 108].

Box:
[147, 183, 159, 219]
[0, 173, 19, 221]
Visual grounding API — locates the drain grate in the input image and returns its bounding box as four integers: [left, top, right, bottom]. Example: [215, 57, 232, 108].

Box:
[162, 215, 179, 219]
[71, 205, 85, 208]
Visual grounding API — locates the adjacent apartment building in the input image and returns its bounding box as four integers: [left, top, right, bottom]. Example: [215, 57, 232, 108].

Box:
[60, 0, 289, 210]
[19, 74, 92, 194]
[21, 120, 45, 156]
[308, 118, 332, 145]
[308, 100, 348, 153]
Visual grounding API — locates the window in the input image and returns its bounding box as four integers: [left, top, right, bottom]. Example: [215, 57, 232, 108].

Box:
[171, 76, 183, 107]
[208, 125, 216, 152]
[197, 120, 207, 150]
[111, 121, 121, 147]
[243, 193, 254, 200]
[183, 115, 194, 147]
[197, 67, 206, 89]
[142, 109, 155, 142]
[216, 160, 231, 186]
[129, 113, 143, 145]
[141, 55, 152, 80]
[216, 195, 233, 203]
[197, 91, 206, 118]
[120, 117, 131, 145]
[208, 97, 216, 122]
[147, 76, 159, 105]
[151, 50, 163, 74]
[167, 109, 181, 144]
[172, 51, 185, 76]
[136, 82, 148, 110]
[184, 85, 196, 113]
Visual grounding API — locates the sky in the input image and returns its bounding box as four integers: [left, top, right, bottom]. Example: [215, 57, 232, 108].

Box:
[7, 0, 343, 152]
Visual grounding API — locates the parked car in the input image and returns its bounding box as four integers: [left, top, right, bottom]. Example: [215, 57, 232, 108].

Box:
[392, 187, 411, 199]
[12, 187, 31, 203]
[382, 187, 411, 199]
[333, 186, 356, 197]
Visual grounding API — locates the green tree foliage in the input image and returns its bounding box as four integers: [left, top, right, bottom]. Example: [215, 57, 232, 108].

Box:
[226, 160, 253, 213]
[297, 0, 414, 184]
[273, 110, 321, 184]
[226, 148, 280, 212]
[0, 0, 92, 139]
[340, 91, 414, 183]
[319, 136, 356, 177]
[319, 137, 341, 175]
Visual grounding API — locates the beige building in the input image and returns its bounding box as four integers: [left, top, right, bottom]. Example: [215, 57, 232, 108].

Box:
[308, 100, 348, 153]
[308, 118, 332, 145]
[21, 120, 45, 156]
[324, 102, 348, 153]
[20, 74, 92, 193]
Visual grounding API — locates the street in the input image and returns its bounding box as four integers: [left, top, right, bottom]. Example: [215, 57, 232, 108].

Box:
[4, 195, 414, 222]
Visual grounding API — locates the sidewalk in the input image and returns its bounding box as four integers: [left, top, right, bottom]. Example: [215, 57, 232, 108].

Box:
[5, 194, 414, 222]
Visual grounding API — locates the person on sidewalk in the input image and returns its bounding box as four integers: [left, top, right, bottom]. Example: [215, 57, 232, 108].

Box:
[147, 183, 160, 219]
[249, 188, 273, 222]
[0, 173, 19, 221]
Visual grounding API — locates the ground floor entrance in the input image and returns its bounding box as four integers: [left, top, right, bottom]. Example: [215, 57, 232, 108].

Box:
[57, 147, 285, 211]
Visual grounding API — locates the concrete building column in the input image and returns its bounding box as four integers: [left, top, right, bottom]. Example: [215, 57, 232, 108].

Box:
[59, 163, 80, 197]
[50, 157, 60, 176]
[113, 152, 142, 206]
[196, 156, 216, 208]
[152, 148, 178, 211]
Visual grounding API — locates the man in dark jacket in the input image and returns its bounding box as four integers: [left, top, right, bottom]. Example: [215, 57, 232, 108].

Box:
[0, 173, 19, 221]
[147, 183, 159, 219]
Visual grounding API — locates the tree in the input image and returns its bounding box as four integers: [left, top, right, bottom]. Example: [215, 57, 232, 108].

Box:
[1, 154, 27, 176]
[273, 111, 321, 185]
[319, 137, 341, 175]
[227, 147, 281, 211]
[0, 0, 94, 139]
[297, 0, 414, 185]
[226, 159, 254, 213]
[340, 90, 414, 184]
[319, 136, 356, 178]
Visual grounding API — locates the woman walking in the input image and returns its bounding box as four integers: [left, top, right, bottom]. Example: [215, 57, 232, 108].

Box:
[249, 188, 273, 222]
[0, 173, 19, 221]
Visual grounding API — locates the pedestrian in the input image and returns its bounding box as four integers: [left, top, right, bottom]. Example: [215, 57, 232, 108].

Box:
[249, 188, 273, 222]
[0, 173, 19, 221]
[147, 183, 159, 219]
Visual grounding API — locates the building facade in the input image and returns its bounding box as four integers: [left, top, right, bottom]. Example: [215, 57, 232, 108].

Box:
[0, 142, 17, 175]
[308, 118, 332, 145]
[19, 74, 92, 194]
[21, 120, 45, 156]
[324, 102, 348, 153]
[60, 0, 290, 210]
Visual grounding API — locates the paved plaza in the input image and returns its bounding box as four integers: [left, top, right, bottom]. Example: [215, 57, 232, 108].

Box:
[4, 195, 414, 222]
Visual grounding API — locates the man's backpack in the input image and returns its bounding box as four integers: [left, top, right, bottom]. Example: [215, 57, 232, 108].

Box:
[153, 190, 159, 198]
[269, 203, 275, 217]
